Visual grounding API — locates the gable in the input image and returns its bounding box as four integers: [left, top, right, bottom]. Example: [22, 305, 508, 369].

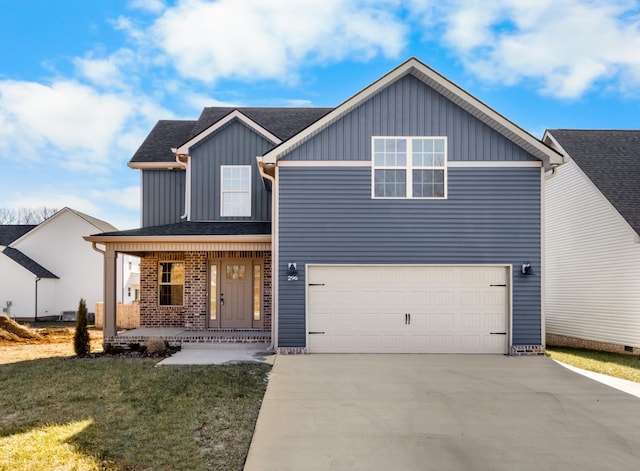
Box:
[262, 58, 561, 169]
[545, 129, 640, 235]
[280, 74, 539, 163]
[190, 119, 274, 222]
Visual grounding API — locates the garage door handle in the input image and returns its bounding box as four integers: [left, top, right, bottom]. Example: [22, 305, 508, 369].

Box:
[308, 331, 325, 335]
[490, 284, 507, 287]
[490, 332, 507, 335]
[308, 283, 325, 286]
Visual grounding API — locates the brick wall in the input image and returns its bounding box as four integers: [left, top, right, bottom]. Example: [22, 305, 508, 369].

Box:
[139, 250, 272, 331]
[547, 333, 640, 355]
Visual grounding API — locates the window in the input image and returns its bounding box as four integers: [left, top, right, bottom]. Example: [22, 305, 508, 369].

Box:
[372, 137, 447, 199]
[158, 262, 184, 306]
[221, 165, 251, 216]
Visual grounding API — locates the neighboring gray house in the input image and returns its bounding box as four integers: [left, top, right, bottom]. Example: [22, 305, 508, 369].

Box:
[543, 130, 640, 354]
[87, 57, 562, 354]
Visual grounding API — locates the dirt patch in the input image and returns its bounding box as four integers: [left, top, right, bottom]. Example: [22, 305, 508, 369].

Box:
[0, 321, 103, 364]
[0, 315, 42, 341]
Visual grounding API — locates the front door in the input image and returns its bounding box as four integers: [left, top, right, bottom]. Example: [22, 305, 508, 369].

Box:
[219, 260, 253, 328]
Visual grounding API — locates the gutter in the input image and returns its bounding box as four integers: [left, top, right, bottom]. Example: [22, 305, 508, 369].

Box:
[257, 157, 277, 351]
[172, 149, 190, 220]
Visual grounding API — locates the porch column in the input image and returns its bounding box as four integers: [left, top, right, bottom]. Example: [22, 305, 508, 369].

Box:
[104, 247, 117, 337]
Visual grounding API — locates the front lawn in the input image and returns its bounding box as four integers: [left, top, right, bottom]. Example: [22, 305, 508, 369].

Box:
[0, 357, 270, 470]
[546, 346, 640, 383]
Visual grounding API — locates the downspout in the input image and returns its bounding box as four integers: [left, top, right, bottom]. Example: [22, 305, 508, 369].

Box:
[172, 150, 190, 220]
[34, 277, 41, 322]
[258, 158, 277, 351]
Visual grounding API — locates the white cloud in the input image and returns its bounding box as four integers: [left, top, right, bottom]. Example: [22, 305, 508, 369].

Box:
[148, 0, 407, 84]
[0, 79, 166, 173]
[73, 49, 136, 89]
[425, 0, 640, 98]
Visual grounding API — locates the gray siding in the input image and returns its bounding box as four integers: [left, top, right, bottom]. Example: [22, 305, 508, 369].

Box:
[283, 74, 537, 162]
[278, 166, 541, 347]
[142, 169, 185, 227]
[190, 120, 273, 221]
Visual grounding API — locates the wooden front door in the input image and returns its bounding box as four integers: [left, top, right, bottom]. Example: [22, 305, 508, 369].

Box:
[219, 260, 253, 328]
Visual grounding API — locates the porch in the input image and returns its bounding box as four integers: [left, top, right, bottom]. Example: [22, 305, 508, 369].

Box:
[104, 327, 271, 348]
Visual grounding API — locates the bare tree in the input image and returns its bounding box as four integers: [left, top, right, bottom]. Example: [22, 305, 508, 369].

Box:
[0, 207, 59, 224]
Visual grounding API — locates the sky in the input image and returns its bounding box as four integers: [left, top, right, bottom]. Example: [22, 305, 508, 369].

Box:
[1, 0, 640, 230]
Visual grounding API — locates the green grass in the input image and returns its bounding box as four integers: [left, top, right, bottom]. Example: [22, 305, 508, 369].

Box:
[0, 357, 270, 471]
[546, 347, 640, 383]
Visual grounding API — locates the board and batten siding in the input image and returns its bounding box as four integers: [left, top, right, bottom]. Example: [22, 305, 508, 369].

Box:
[545, 160, 640, 347]
[142, 169, 185, 227]
[282, 74, 539, 163]
[278, 166, 542, 348]
[190, 120, 273, 222]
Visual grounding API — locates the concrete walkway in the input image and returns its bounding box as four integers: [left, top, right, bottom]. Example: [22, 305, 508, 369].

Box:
[156, 343, 273, 365]
[245, 355, 640, 471]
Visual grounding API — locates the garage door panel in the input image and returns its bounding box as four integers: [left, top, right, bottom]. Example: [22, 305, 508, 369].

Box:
[307, 265, 509, 354]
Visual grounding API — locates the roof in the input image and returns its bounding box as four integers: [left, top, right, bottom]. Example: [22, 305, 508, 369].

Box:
[129, 120, 197, 164]
[262, 57, 563, 169]
[545, 129, 640, 234]
[2, 247, 59, 278]
[0, 225, 36, 246]
[65, 208, 118, 233]
[91, 221, 271, 237]
[129, 108, 331, 165]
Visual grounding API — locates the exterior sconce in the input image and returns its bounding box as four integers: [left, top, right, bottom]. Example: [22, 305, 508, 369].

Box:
[521, 262, 532, 275]
[287, 262, 299, 281]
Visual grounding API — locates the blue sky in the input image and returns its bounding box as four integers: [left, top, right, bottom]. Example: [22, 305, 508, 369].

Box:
[1, 0, 640, 230]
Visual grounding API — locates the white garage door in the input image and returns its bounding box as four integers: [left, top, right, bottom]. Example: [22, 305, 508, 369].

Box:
[307, 265, 509, 354]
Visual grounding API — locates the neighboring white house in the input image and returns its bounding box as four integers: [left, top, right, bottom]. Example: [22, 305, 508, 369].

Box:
[117, 254, 140, 305]
[0, 207, 138, 320]
[543, 129, 640, 354]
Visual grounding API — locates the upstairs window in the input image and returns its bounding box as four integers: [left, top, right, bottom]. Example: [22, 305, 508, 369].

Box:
[372, 137, 447, 199]
[221, 165, 251, 216]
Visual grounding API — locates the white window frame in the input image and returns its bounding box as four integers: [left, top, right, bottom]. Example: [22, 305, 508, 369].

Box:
[220, 165, 252, 217]
[371, 136, 448, 199]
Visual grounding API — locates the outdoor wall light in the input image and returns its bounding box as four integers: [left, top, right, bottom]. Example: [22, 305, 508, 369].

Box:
[521, 262, 532, 275]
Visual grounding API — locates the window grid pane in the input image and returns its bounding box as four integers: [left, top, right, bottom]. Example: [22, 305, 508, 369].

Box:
[373, 137, 446, 199]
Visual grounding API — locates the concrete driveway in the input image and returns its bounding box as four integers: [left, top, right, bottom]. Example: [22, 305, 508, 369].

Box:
[244, 355, 640, 471]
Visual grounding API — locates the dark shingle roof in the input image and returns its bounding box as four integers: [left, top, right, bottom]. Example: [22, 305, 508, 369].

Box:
[2, 247, 59, 278]
[548, 129, 640, 234]
[130, 120, 197, 163]
[129, 107, 332, 164]
[94, 221, 271, 237]
[0, 225, 36, 246]
[189, 107, 332, 141]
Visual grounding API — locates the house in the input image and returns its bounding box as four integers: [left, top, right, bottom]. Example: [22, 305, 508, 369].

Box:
[0, 207, 118, 320]
[543, 130, 640, 354]
[86, 57, 563, 354]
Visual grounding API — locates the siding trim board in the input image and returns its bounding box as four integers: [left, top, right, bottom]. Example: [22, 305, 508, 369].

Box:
[277, 161, 541, 168]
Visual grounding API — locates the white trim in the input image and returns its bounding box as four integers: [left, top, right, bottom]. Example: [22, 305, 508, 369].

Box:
[264, 57, 563, 168]
[277, 160, 371, 167]
[220, 165, 252, 217]
[84, 234, 271, 244]
[274, 160, 541, 168]
[128, 162, 186, 169]
[273, 166, 280, 348]
[176, 110, 282, 155]
[448, 161, 542, 168]
[540, 166, 546, 348]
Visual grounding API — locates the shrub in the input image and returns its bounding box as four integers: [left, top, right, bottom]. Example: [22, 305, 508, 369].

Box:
[73, 299, 90, 356]
[146, 337, 167, 355]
